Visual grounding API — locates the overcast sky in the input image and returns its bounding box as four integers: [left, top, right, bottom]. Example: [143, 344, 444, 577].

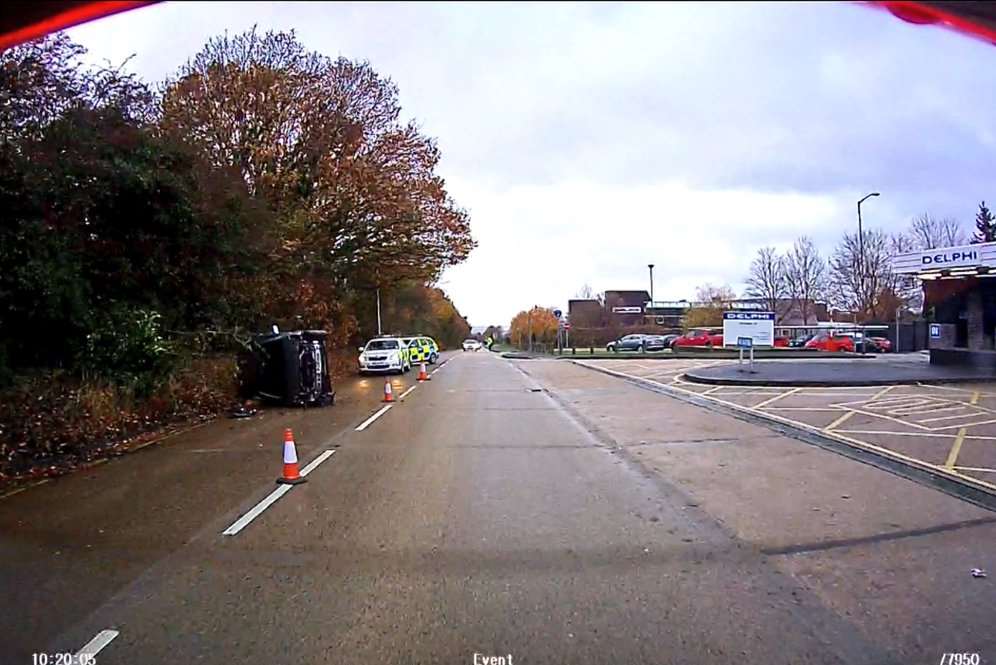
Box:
[66, 2, 996, 327]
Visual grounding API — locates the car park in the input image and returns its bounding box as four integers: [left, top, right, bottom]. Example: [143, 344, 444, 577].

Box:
[358, 337, 411, 374]
[462, 338, 483, 351]
[671, 328, 723, 348]
[804, 332, 855, 352]
[403, 335, 440, 364]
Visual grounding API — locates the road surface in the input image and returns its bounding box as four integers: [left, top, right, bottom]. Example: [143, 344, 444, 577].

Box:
[1, 351, 993, 664]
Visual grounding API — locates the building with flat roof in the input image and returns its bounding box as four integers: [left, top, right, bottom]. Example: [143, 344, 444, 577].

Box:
[893, 240, 996, 368]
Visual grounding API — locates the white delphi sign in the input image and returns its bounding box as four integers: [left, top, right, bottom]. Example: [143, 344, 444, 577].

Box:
[723, 311, 775, 347]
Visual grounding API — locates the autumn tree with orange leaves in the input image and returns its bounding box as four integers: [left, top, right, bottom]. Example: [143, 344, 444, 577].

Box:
[160, 28, 475, 341]
[509, 307, 560, 348]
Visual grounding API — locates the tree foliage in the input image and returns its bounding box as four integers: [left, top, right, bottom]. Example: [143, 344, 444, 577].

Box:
[973, 201, 996, 244]
[509, 307, 559, 347]
[0, 31, 474, 386]
[160, 28, 475, 288]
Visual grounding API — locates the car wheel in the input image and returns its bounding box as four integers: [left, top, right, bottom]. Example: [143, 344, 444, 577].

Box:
[705, 341, 712, 349]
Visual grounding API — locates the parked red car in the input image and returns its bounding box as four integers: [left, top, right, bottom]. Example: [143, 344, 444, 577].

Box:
[773, 336, 790, 348]
[869, 336, 892, 352]
[672, 328, 723, 348]
[805, 332, 855, 352]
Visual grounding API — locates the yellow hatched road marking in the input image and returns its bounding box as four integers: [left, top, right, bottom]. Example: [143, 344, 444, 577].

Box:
[944, 428, 968, 470]
[753, 388, 803, 409]
[971, 390, 981, 405]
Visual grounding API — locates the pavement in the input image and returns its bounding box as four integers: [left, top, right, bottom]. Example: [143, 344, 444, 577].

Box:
[1, 350, 994, 664]
[685, 354, 996, 386]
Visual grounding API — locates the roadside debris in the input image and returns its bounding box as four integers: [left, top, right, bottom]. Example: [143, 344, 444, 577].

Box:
[230, 404, 258, 419]
[970, 568, 987, 578]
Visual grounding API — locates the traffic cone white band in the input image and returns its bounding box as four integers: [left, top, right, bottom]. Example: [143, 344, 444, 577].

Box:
[283, 440, 298, 464]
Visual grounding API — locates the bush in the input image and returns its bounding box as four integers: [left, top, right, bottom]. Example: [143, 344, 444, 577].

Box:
[78, 307, 174, 395]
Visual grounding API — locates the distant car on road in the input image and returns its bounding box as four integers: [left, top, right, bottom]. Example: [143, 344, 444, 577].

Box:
[607, 334, 647, 352]
[805, 332, 855, 353]
[462, 339, 482, 351]
[358, 337, 412, 374]
[672, 328, 723, 349]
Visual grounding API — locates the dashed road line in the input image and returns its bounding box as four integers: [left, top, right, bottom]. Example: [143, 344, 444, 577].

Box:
[355, 405, 393, 431]
[76, 629, 119, 659]
[398, 385, 418, 399]
[222, 450, 336, 536]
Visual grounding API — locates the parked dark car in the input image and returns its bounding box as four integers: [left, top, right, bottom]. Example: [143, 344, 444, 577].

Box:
[661, 333, 680, 348]
[642, 335, 669, 352]
[789, 334, 814, 348]
[607, 334, 646, 352]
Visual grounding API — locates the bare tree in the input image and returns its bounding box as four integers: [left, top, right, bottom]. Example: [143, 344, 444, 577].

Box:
[575, 283, 595, 299]
[908, 213, 966, 250]
[784, 237, 827, 325]
[744, 247, 787, 321]
[829, 230, 912, 319]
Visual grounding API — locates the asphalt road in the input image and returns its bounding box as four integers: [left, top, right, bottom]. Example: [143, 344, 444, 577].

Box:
[2, 351, 993, 664]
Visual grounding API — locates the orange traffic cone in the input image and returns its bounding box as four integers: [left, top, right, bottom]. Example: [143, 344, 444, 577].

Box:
[383, 379, 394, 403]
[417, 362, 430, 382]
[276, 428, 306, 485]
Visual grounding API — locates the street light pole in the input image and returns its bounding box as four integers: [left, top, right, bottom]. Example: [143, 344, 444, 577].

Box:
[648, 264, 655, 306]
[376, 288, 382, 336]
[857, 192, 880, 354]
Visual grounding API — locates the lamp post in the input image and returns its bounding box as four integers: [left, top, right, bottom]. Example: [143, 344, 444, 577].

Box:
[648, 264, 655, 306]
[857, 192, 880, 354]
[376, 288, 382, 335]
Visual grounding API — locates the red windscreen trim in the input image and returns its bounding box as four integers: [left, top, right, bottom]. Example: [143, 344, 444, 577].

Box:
[874, 1, 996, 45]
[0, 1, 157, 52]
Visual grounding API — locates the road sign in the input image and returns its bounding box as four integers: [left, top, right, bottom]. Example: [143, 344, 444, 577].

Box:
[723, 311, 775, 347]
[553, 309, 562, 319]
[737, 336, 753, 349]
[564, 323, 571, 330]
[930, 323, 941, 339]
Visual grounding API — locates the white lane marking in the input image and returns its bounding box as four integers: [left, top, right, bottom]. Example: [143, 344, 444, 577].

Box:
[222, 449, 336, 536]
[399, 385, 417, 399]
[355, 404, 393, 431]
[223, 485, 292, 535]
[299, 449, 336, 475]
[76, 629, 119, 657]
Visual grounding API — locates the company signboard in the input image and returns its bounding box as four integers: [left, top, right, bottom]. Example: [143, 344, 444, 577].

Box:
[893, 241, 996, 275]
[611, 306, 643, 314]
[722, 311, 775, 347]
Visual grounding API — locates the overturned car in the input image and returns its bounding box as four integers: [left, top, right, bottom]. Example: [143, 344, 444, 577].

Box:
[239, 330, 335, 407]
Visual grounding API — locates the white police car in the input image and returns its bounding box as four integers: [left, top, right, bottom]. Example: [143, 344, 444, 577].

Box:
[358, 337, 412, 374]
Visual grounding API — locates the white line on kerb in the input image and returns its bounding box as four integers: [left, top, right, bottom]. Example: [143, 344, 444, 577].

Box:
[76, 629, 119, 658]
[222, 450, 336, 536]
[355, 404, 392, 431]
[399, 385, 417, 399]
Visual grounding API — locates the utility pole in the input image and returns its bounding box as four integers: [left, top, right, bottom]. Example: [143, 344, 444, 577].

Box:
[857, 192, 880, 354]
[648, 264, 655, 306]
[527, 308, 533, 353]
[376, 288, 382, 336]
